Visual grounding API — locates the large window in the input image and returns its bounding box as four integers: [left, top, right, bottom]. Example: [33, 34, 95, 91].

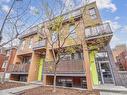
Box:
[51, 32, 58, 43]
[22, 57, 31, 64]
[21, 40, 25, 50]
[69, 24, 76, 39]
[29, 37, 33, 48]
[89, 8, 97, 19]
[60, 52, 83, 60]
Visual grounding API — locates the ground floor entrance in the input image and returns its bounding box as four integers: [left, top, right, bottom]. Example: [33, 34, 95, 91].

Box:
[96, 52, 114, 84]
[46, 76, 87, 88]
[10, 74, 28, 82]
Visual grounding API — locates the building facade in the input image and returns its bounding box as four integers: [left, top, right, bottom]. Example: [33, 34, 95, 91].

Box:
[112, 44, 127, 62]
[7, 2, 115, 89]
[0, 47, 6, 73]
[116, 51, 127, 71]
[0, 47, 17, 80]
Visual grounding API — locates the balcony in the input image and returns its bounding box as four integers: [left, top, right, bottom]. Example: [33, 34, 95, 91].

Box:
[44, 60, 85, 75]
[32, 40, 46, 50]
[17, 48, 32, 55]
[7, 64, 30, 74]
[85, 23, 112, 39]
[85, 23, 113, 48]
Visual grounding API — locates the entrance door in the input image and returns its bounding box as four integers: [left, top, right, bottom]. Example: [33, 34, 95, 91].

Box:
[98, 61, 114, 84]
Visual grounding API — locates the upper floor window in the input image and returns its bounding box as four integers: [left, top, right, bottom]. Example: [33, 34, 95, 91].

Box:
[29, 37, 33, 48]
[6, 50, 11, 56]
[21, 40, 25, 50]
[22, 57, 31, 64]
[69, 24, 77, 39]
[51, 32, 58, 43]
[89, 8, 97, 19]
[60, 54, 71, 60]
[60, 52, 83, 60]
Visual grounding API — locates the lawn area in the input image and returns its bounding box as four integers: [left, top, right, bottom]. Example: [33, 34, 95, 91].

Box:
[21, 86, 100, 95]
[0, 82, 26, 90]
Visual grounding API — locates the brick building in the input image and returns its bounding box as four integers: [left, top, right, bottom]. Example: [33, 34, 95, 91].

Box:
[7, 2, 117, 89]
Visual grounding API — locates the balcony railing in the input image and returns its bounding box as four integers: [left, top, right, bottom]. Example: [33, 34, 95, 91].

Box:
[7, 64, 30, 74]
[33, 40, 46, 50]
[85, 23, 113, 39]
[17, 48, 32, 55]
[44, 60, 84, 74]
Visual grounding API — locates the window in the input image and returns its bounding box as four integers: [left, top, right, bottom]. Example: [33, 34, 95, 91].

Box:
[21, 40, 25, 50]
[6, 50, 10, 56]
[72, 52, 83, 60]
[60, 54, 71, 60]
[51, 32, 58, 43]
[85, 27, 91, 37]
[89, 8, 97, 19]
[29, 37, 33, 48]
[69, 25, 76, 39]
[2, 61, 8, 68]
[22, 57, 31, 64]
[60, 52, 83, 60]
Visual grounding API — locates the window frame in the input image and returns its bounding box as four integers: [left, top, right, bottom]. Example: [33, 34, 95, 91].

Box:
[89, 7, 97, 19]
[69, 24, 77, 39]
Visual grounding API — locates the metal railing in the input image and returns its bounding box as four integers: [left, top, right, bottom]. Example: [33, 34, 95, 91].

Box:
[7, 64, 30, 73]
[17, 48, 32, 55]
[44, 59, 84, 74]
[85, 23, 113, 39]
[32, 40, 46, 50]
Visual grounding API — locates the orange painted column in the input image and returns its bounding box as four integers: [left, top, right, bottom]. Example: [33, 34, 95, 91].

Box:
[82, 43, 93, 90]
[27, 52, 40, 82]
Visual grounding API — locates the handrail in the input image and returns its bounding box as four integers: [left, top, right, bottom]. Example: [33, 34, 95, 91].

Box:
[7, 64, 30, 73]
[32, 40, 46, 50]
[85, 23, 112, 38]
[44, 59, 85, 74]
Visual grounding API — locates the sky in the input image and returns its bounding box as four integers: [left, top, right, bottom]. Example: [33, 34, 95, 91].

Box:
[0, 0, 127, 48]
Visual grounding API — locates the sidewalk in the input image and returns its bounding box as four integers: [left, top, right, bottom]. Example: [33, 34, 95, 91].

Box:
[94, 84, 127, 95]
[0, 84, 41, 95]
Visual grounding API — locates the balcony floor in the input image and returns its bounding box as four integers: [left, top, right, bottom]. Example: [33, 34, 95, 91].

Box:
[86, 34, 113, 50]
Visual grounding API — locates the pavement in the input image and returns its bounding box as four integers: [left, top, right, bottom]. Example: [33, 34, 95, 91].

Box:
[0, 84, 41, 95]
[1, 81, 127, 95]
[94, 84, 127, 95]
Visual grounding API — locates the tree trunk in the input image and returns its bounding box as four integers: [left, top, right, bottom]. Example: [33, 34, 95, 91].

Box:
[53, 64, 57, 92]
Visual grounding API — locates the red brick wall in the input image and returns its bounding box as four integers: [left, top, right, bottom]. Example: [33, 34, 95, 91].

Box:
[8, 48, 17, 64]
[0, 54, 5, 72]
[116, 51, 127, 71]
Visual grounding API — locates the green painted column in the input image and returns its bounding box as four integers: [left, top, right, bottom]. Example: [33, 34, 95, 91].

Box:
[90, 51, 99, 85]
[38, 58, 44, 81]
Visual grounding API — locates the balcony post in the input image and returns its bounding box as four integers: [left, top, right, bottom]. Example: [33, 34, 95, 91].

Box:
[82, 43, 93, 90]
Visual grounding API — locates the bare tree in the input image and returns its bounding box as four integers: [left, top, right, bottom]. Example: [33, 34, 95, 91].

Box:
[0, 0, 44, 83]
[39, 0, 89, 92]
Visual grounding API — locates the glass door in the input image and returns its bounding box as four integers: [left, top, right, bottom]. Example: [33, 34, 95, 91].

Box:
[99, 61, 114, 84]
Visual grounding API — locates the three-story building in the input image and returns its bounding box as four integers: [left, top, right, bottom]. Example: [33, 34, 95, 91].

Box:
[7, 2, 115, 89]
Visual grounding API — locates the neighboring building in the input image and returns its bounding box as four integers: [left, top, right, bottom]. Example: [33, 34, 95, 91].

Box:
[112, 44, 127, 62]
[0, 47, 17, 79]
[7, 2, 116, 89]
[0, 47, 6, 72]
[112, 44, 127, 71]
[116, 51, 127, 71]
